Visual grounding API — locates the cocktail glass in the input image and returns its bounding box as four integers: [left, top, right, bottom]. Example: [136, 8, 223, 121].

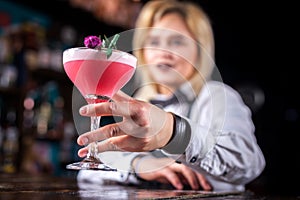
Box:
[63, 47, 137, 170]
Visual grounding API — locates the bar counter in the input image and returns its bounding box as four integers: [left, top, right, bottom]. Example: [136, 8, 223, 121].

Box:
[0, 173, 280, 199]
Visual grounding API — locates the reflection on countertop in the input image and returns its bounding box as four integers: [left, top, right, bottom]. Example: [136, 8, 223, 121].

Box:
[0, 173, 292, 200]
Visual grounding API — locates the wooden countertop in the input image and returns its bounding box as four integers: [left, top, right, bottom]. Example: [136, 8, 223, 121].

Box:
[0, 173, 277, 199]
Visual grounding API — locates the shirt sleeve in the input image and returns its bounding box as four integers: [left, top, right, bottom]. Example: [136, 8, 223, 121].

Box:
[162, 81, 266, 185]
[77, 151, 149, 185]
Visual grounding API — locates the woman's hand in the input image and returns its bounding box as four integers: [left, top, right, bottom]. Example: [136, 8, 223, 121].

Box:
[77, 91, 174, 157]
[133, 156, 212, 191]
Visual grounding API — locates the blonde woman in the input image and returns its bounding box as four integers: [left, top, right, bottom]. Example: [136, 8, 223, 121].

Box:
[77, 0, 265, 192]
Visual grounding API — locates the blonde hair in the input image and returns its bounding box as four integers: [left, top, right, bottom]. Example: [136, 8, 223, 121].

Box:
[132, 0, 215, 101]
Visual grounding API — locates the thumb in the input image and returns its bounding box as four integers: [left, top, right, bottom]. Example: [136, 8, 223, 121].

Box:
[112, 90, 134, 102]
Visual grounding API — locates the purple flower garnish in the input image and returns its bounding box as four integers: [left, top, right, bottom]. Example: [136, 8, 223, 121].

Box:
[84, 36, 102, 48]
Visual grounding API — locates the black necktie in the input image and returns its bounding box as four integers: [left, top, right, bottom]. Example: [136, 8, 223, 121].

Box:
[150, 95, 179, 108]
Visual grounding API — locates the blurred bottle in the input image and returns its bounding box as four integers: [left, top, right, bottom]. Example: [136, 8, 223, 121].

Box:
[2, 108, 19, 173]
[35, 81, 64, 140]
[0, 64, 18, 88]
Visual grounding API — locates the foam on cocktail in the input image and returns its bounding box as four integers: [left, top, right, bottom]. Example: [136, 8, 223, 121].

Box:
[63, 47, 136, 67]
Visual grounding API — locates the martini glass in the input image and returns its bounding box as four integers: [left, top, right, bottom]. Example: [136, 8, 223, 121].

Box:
[63, 47, 137, 170]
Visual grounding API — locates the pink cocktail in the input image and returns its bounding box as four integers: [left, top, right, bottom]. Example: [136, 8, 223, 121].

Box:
[63, 47, 137, 170]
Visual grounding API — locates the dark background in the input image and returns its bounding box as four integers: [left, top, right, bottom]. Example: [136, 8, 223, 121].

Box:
[3, 0, 299, 197]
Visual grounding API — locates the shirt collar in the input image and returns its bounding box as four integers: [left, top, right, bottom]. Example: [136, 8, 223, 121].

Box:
[150, 82, 197, 108]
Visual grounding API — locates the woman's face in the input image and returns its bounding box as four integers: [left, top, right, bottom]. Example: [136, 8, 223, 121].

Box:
[143, 13, 198, 92]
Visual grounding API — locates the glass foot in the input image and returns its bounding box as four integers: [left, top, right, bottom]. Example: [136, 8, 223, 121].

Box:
[66, 157, 117, 171]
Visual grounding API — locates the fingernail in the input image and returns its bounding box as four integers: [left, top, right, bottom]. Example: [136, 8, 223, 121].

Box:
[79, 106, 87, 114]
[176, 183, 183, 190]
[81, 137, 88, 145]
[206, 184, 212, 191]
[78, 149, 87, 157]
[110, 102, 116, 110]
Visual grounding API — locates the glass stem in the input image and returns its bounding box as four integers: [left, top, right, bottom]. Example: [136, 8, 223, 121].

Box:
[87, 115, 101, 159]
[84, 95, 110, 161]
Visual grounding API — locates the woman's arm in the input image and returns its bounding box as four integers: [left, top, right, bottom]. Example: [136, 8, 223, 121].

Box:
[164, 82, 266, 185]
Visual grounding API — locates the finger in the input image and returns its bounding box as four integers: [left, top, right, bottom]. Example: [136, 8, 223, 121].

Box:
[112, 90, 134, 102]
[77, 130, 100, 146]
[77, 135, 128, 157]
[79, 91, 133, 116]
[196, 173, 212, 191]
[78, 146, 88, 157]
[77, 123, 126, 146]
[79, 100, 143, 125]
[162, 169, 183, 190]
[172, 164, 199, 190]
[77, 135, 126, 157]
[96, 136, 125, 152]
[96, 134, 148, 152]
[184, 170, 200, 190]
[78, 91, 135, 118]
[79, 102, 113, 117]
[156, 177, 170, 184]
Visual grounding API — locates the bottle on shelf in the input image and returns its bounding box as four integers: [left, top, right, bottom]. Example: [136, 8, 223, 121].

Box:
[1, 108, 19, 173]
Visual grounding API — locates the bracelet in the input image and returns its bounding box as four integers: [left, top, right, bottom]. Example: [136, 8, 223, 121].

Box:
[161, 113, 191, 154]
[135, 156, 148, 174]
[133, 155, 155, 177]
[130, 155, 147, 175]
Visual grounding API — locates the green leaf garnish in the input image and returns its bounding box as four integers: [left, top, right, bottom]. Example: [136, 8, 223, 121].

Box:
[103, 34, 120, 59]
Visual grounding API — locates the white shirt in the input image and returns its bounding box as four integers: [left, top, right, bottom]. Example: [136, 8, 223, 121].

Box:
[78, 81, 266, 192]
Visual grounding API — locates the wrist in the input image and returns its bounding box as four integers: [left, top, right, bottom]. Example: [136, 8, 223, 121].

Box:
[158, 112, 175, 149]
